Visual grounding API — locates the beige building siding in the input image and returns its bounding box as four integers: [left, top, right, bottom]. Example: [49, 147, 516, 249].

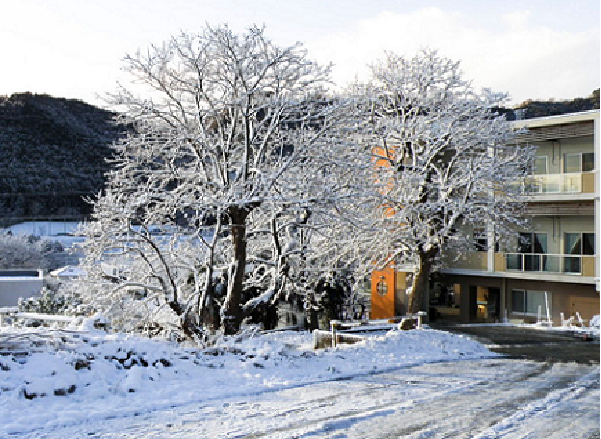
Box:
[441, 274, 598, 325]
[532, 135, 594, 175]
[505, 278, 599, 325]
[375, 110, 599, 324]
[506, 216, 595, 255]
[435, 111, 600, 324]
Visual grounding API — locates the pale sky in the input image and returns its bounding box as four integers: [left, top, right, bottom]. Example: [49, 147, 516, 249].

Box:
[1, 0, 599, 107]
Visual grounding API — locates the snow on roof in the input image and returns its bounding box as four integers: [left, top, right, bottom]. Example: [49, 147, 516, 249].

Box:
[2, 221, 82, 237]
[49, 266, 87, 278]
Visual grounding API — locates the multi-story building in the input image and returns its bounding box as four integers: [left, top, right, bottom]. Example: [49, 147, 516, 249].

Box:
[371, 109, 600, 326]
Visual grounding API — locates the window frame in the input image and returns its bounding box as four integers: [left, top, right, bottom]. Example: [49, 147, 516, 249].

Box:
[518, 232, 547, 254]
[534, 155, 548, 175]
[565, 232, 595, 256]
[511, 289, 552, 316]
[564, 152, 595, 174]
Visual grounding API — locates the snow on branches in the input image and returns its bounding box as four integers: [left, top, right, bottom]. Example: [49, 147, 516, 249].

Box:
[80, 25, 371, 339]
[360, 50, 535, 312]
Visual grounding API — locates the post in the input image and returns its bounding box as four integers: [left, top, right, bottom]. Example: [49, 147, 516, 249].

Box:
[330, 320, 340, 348]
[544, 292, 551, 324]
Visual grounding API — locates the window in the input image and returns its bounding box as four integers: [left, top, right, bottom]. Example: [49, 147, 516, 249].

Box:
[511, 289, 551, 315]
[564, 232, 595, 273]
[512, 289, 525, 313]
[473, 228, 499, 252]
[376, 280, 388, 296]
[534, 156, 548, 175]
[517, 232, 547, 271]
[473, 228, 487, 251]
[582, 152, 594, 172]
[518, 232, 547, 254]
[564, 152, 595, 173]
[565, 232, 595, 256]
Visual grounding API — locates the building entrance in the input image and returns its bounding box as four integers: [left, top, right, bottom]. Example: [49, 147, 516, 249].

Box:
[429, 283, 461, 322]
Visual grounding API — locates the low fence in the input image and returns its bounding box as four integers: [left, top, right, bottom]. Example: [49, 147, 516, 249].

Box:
[313, 312, 428, 349]
[0, 308, 78, 327]
[313, 329, 365, 349]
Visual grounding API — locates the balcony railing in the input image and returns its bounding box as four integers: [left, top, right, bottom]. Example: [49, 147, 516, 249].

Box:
[505, 253, 595, 276]
[527, 173, 581, 194]
[526, 172, 595, 195]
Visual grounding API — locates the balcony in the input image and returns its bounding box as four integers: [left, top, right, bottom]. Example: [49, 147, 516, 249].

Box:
[442, 251, 597, 281]
[505, 253, 596, 277]
[526, 172, 595, 195]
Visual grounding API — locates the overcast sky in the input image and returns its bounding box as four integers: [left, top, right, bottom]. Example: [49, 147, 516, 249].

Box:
[1, 0, 599, 107]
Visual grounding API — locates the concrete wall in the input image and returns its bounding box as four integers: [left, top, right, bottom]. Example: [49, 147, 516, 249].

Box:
[0, 270, 44, 307]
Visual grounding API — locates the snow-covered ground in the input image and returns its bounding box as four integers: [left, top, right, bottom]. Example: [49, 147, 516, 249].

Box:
[0, 324, 598, 438]
[2, 221, 85, 248]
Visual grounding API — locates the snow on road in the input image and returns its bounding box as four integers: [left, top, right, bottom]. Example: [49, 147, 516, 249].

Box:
[1, 325, 598, 438]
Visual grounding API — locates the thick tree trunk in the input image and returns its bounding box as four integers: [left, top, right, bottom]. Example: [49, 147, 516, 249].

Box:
[221, 207, 248, 335]
[408, 250, 436, 314]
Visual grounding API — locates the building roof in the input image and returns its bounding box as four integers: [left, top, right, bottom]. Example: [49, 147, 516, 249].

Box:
[512, 109, 599, 129]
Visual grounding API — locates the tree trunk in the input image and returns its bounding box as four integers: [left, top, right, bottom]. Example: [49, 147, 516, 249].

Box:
[408, 250, 436, 314]
[221, 207, 248, 335]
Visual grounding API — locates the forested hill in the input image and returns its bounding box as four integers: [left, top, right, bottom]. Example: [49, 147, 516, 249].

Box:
[501, 89, 600, 120]
[0, 93, 125, 224]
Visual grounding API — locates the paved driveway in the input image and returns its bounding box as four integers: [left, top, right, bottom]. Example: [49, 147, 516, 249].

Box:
[431, 324, 600, 364]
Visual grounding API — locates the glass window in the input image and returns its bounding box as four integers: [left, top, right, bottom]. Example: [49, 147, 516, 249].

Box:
[512, 289, 552, 315]
[512, 290, 525, 313]
[582, 153, 594, 172]
[565, 233, 582, 255]
[564, 153, 581, 173]
[534, 233, 547, 254]
[526, 290, 546, 315]
[518, 233, 532, 254]
[565, 232, 595, 256]
[564, 232, 583, 273]
[564, 152, 595, 173]
[583, 233, 595, 255]
[376, 280, 388, 297]
[473, 228, 487, 251]
[534, 156, 548, 175]
[519, 232, 547, 254]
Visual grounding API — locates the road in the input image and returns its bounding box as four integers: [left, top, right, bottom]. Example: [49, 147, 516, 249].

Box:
[24, 358, 599, 439]
[431, 323, 600, 364]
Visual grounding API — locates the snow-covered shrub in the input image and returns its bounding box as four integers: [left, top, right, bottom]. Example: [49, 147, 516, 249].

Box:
[18, 281, 91, 316]
[0, 233, 66, 270]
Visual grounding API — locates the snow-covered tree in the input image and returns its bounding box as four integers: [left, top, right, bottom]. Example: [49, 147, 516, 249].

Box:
[80, 25, 371, 338]
[0, 233, 65, 270]
[362, 50, 535, 313]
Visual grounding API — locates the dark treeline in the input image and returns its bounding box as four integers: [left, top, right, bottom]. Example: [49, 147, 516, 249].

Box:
[498, 89, 600, 120]
[0, 93, 126, 224]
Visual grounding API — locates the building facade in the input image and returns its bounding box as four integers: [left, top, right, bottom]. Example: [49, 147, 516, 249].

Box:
[371, 110, 600, 325]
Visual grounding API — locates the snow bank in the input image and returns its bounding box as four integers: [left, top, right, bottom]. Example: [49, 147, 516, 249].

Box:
[0, 326, 494, 436]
